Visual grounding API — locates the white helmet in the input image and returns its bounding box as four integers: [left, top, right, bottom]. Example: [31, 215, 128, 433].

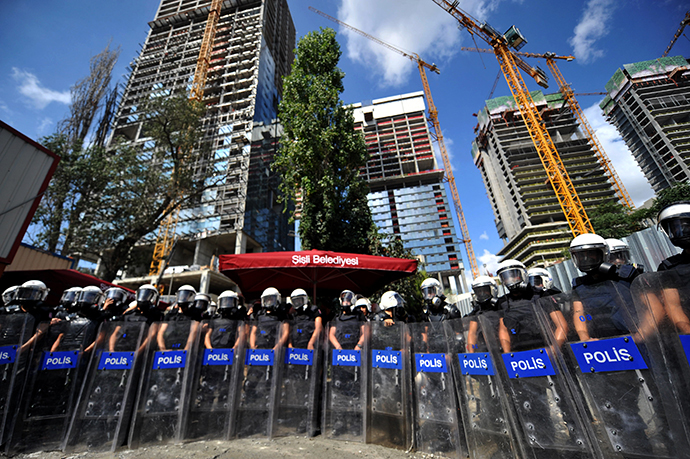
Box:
[471, 276, 497, 303]
[605, 238, 631, 266]
[136, 284, 159, 309]
[261, 287, 281, 310]
[77, 285, 104, 309]
[379, 291, 405, 311]
[570, 233, 608, 273]
[2, 285, 19, 306]
[339, 290, 355, 309]
[218, 290, 239, 311]
[59, 286, 83, 309]
[658, 201, 690, 249]
[191, 293, 211, 316]
[176, 285, 196, 307]
[290, 288, 309, 311]
[354, 297, 371, 313]
[15, 280, 49, 303]
[496, 260, 527, 291]
[527, 268, 553, 291]
[421, 278, 442, 300]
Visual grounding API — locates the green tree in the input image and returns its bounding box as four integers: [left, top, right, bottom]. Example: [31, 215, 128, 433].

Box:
[273, 28, 375, 254]
[589, 200, 651, 239]
[651, 181, 690, 215]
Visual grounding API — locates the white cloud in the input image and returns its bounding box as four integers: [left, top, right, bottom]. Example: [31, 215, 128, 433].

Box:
[568, 0, 615, 64]
[582, 101, 655, 207]
[478, 249, 501, 276]
[37, 117, 54, 134]
[337, 0, 500, 87]
[11, 68, 70, 110]
[479, 231, 489, 240]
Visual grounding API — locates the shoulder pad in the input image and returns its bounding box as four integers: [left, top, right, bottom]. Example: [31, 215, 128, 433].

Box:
[617, 264, 638, 281]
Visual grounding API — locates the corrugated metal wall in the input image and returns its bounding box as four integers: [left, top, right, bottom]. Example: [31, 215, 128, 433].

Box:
[547, 227, 680, 293]
[6, 244, 74, 271]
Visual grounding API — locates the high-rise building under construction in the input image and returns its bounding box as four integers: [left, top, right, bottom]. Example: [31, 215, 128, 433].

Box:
[601, 56, 690, 193]
[472, 91, 617, 267]
[352, 92, 467, 294]
[108, 0, 295, 279]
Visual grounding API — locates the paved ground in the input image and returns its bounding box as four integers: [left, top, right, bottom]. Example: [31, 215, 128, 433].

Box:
[4, 436, 443, 459]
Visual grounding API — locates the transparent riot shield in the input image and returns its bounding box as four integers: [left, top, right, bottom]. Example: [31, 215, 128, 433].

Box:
[272, 319, 323, 438]
[128, 318, 199, 448]
[480, 297, 596, 459]
[367, 321, 410, 450]
[632, 268, 690, 446]
[183, 319, 244, 441]
[557, 280, 690, 458]
[232, 318, 285, 438]
[407, 320, 465, 458]
[0, 313, 34, 446]
[8, 317, 99, 454]
[446, 316, 519, 459]
[62, 319, 150, 452]
[322, 321, 369, 442]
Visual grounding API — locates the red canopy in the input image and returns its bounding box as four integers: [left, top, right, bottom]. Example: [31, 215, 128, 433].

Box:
[0, 269, 136, 306]
[219, 250, 417, 299]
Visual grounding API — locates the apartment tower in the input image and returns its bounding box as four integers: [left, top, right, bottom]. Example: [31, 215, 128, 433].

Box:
[600, 56, 690, 193]
[352, 92, 467, 294]
[472, 91, 617, 267]
[108, 0, 295, 280]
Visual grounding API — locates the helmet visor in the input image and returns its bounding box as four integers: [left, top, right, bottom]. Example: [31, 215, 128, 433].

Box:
[218, 296, 237, 310]
[608, 249, 631, 265]
[339, 291, 354, 307]
[661, 217, 690, 242]
[474, 285, 493, 303]
[177, 290, 195, 305]
[528, 275, 544, 290]
[60, 290, 80, 305]
[15, 286, 45, 302]
[422, 286, 438, 300]
[291, 296, 308, 309]
[193, 298, 209, 311]
[106, 288, 127, 303]
[387, 292, 405, 309]
[262, 294, 279, 309]
[136, 288, 157, 304]
[573, 249, 604, 272]
[499, 268, 525, 289]
[78, 290, 102, 306]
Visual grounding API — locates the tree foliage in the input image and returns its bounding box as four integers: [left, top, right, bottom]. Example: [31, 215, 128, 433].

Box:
[589, 200, 651, 239]
[274, 28, 375, 254]
[650, 181, 690, 215]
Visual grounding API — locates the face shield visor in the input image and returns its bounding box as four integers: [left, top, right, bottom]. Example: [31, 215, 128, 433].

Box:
[499, 268, 526, 290]
[608, 248, 631, 266]
[262, 294, 279, 310]
[661, 217, 690, 247]
[339, 291, 355, 308]
[15, 286, 46, 302]
[176, 289, 196, 306]
[218, 295, 237, 311]
[572, 249, 604, 273]
[291, 295, 308, 310]
[60, 289, 81, 307]
[422, 285, 439, 300]
[473, 285, 493, 303]
[136, 288, 158, 306]
[528, 275, 544, 291]
[78, 289, 103, 307]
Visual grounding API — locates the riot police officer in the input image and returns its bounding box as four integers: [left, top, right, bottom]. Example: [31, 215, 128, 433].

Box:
[466, 275, 499, 352]
[353, 297, 371, 321]
[1, 285, 18, 311]
[215, 290, 247, 321]
[658, 201, 690, 270]
[250, 287, 289, 350]
[55, 287, 83, 319]
[158, 291, 206, 351]
[126, 284, 164, 324]
[163, 284, 196, 319]
[421, 278, 460, 322]
[14, 280, 52, 325]
[329, 289, 366, 351]
[371, 291, 410, 326]
[288, 288, 322, 350]
[102, 287, 130, 320]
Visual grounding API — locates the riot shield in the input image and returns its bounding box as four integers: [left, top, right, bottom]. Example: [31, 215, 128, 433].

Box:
[183, 319, 244, 441]
[322, 321, 369, 443]
[232, 318, 285, 438]
[446, 316, 519, 459]
[0, 313, 34, 446]
[632, 268, 690, 445]
[128, 318, 199, 448]
[557, 280, 690, 458]
[407, 320, 465, 458]
[62, 319, 150, 452]
[367, 321, 410, 450]
[479, 297, 596, 459]
[8, 317, 99, 454]
[272, 319, 323, 438]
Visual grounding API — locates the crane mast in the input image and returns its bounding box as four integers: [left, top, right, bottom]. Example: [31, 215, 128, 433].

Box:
[309, 7, 481, 278]
[432, 0, 594, 236]
[663, 11, 690, 58]
[460, 46, 634, 209]
[149, 0, 223, 278]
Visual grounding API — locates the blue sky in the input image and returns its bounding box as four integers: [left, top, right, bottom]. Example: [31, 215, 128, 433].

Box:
[1, 0, 688, 276]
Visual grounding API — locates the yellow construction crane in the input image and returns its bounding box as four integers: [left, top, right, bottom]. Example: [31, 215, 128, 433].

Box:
[149, 0, 223, 278]
[663, 11, 690, 57]
[309, 6, 481, 278]
[432, 0, 594, 236]
[461, 46, 634, 209]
